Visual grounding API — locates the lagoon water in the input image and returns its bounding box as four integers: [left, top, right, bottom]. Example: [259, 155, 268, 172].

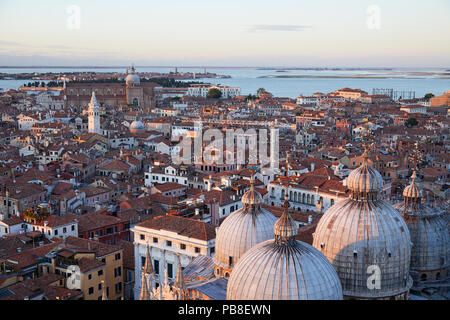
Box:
[1, 67, 449, 99]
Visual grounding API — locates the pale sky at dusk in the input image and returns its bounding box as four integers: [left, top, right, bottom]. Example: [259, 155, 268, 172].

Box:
[0, 0, 449, 67]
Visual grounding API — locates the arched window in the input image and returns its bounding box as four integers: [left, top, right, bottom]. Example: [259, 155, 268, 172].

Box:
[302, 193, 305, 203]
[133, 98, 139, 106]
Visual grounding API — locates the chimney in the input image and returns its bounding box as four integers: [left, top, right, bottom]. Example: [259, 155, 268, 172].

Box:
[310, 162, 315, 172]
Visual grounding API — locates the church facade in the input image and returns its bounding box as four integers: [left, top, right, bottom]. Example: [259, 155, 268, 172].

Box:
[64, 67, 159, 110]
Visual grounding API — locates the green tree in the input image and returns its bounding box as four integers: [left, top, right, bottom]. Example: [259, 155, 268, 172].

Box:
[207, 88, 222, 99]
[423, 93, 435, 101]
[405, 117, 418, 127]
[257, 88, 266, 95]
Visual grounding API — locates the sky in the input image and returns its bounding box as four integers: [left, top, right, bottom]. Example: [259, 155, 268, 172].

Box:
[0, 0, 449, 67]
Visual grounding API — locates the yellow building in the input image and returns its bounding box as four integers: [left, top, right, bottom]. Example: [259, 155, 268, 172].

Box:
[430, 90, 450, 107]
[39, 236, 124, 300]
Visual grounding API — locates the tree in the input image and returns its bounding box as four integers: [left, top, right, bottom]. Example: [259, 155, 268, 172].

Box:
[405, 117, 418, 127]
[257, 88, 266, 95]
[207, 88, 222, 99]
[424, 93, 435, 101]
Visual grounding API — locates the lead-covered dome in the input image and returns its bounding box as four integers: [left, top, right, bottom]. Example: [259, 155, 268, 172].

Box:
[346, 153, 383, 198]
[394, 170, 449, 282]
[214, 182, 277, 277]
[227, 193, 343, 300]
[313, 152, 413, 299]
[402, 171, 420, 200]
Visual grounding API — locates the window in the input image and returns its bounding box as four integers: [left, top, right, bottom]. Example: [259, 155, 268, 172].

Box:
[88, 287, 94, 295]
[153, 237, 158, 243]
[98, 270, 103, 276]
[167, 263, 173, 278]
[115, 253, 121, 260]
[210, 247, 215, 254]
[88, 274, 92, 280]
[114, 266, 122, 278]
[166, 240, 172, 247]
[71, 225, 75, 231]
[140, 234, 145, 240]
[141, 256, 146, 268]
[63, 227, 67, 233]
[98, 283, 102, 291]
[54, 229, 58, 235]
[154, 260, 159, 275]
[195, 247, 200, 253]
[180, 243, 186, 250]
[115, 282, 122, 293]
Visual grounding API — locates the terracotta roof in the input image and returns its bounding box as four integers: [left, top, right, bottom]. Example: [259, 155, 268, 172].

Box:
[77, 257, 105, 273]
[295, 223, 318, 245]
[136, 215, 216, 241]
[77, 209, 127, 233]
[99, 159, 131, 172]
[32, 214, 78, 228]
[0, 215, 23, 226]
[153, 182, 187, 193]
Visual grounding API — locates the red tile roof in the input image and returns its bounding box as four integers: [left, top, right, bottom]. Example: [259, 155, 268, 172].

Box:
[136, 215, 215, 241]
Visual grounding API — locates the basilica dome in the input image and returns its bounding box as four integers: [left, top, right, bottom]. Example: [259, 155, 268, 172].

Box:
[213, 181, 277, 278]
[126, 66, 140, 86]
[394, 170, 449, 282]
[226, 193, 343, 300]
[345, 155, 383, 197]
[312, 153, 413, 299]
[130, 120, 145, 133]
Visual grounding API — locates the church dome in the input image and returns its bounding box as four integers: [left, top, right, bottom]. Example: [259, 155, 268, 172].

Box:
[226, 191, 343, 300]
[402, 171, 420, 200]
[241, 183, 263, 206]
[394, 170, 449, 282]
[312, 153, 413, 299]
[130, 120, 145, 133]
[214, 182, 277, 276]
[346, 153, 383, 198]
[126, 66, 140, 86]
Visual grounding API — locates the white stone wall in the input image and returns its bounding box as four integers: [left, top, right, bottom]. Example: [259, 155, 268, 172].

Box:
[132, 226, 215, 300]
